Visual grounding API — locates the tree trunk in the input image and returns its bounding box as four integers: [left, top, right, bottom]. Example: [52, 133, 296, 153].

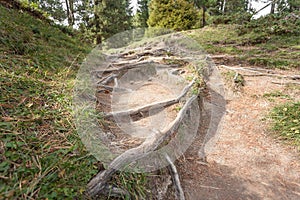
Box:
[65, 0, 75, 26]
[222, 0, 226, 14]
[202, 6, 206, 27]
[69, 0, 75, 26]
[94, 0, 102, 44]
[270, 0, 276, 14]
[65, 0, 70, 23]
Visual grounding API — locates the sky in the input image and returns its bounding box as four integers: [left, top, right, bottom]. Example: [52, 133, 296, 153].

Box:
[130, 0, 138, 13]
[130, 0, 272, 18]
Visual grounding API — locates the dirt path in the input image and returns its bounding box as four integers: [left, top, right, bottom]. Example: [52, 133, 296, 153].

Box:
[90, 33, 299, 198]
[177, 57, 300, 200]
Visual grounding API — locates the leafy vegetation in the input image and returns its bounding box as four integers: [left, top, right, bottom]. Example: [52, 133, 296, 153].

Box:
[89, 0, 132, 44]
[0, 5, 98, 199]
[263, 91, 292, 101]
[0, 4, 153, 199]
[148, 0, 198, 30]
[110, 171, 149, 199]
[133, 0, 150, 28]
[269, 102, 300, 149]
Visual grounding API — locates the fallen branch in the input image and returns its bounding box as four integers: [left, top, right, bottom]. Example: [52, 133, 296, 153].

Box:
[198, 185, 221, 190]
[118, 47, 167, 58]
[86, 95, 198, 198]
[97, 84, 130, 92]
[101, 184, 130, 198]
[97, 74, 118, 85]
[93, 61, 156, 73]
[271, 81, 300, 85]
[109, 55, 186, 67]
[121, 49, 170, 60]
[104, 79, 195, 119]
[218, 65, 300, 80]
[289, 13, 300, 20]
[165, 154, 185, 200]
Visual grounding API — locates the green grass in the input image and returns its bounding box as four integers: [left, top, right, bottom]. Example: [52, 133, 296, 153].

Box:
[263, 91, 292, 101]
[0, 5, 151, 199]
[0, 5, 101, 199]
[187, 24, 300, 69]
[269, 102, 300, 149]
[110, 171, 149, 199]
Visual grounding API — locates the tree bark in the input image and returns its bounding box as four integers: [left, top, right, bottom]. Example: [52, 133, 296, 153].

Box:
[94, 0, 102, 44]
[65, 0, 75, 26]
[270, 0, 276, 14]
[104, 79, 196, 119]
[222, 0, 226, 13]
[202, 6, 206, 28]
[86, 95, 198, 198]
[69, 0, 75, 26]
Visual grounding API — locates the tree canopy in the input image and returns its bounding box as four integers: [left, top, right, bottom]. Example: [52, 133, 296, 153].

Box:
[147, 0, 198, 30]
[20, 0, 300, 43]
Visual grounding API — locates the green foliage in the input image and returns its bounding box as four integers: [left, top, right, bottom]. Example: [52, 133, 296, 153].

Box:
[188, 21, 300, 69]
[90, 0, 133, 44]
[148, 0, 198, 31]
[263, 91, 292, 101]
[2, 0, 50, 20]
[269, 102, 300, 149]
[134, 0, 150, 28]
[26, 0, 66, 23]
[222, 0, 249, 14]
[210, 11, 252, 25]
[111, 171, 149, 199]
[238, 11, 300, 37]
[0, 5, 99, 199]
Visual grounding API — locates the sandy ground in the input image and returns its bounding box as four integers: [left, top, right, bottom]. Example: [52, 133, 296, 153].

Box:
[176, 59, 300, 200]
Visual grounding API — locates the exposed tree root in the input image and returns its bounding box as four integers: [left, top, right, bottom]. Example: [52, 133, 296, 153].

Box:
[104, 79, 196, 119]
[85, 96, 197, 198]
[165, 154, 185, 200]
[218, 65, 300, 80]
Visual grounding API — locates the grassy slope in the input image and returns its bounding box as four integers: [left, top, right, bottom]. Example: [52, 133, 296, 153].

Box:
[0, 5, 99, 199]
[188, 24, 300, 69]
[0, 5, 299, 199]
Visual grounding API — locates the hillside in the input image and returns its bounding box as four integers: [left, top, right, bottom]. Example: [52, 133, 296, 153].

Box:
[0, 4, 98, 199]
[1, 3, 300, 200]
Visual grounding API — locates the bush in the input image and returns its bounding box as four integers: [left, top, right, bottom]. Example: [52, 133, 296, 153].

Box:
[148, 0, 197, 31]
[269, 102, 300, 148]
[211, 12, 252, 25]
[238, 11, 300, 36]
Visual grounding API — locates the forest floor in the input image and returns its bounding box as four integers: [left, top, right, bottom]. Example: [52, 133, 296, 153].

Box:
[1, 5, 299, 199]
[175, 54, 300, 200]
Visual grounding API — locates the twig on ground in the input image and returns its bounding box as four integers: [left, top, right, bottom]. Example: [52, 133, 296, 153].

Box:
[271, 81, 300, 85]
[165, 154, 185, 200]
[218, 65, 300, 80]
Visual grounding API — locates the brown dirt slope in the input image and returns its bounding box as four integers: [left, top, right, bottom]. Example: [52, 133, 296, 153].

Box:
[177, 56, 300, 200]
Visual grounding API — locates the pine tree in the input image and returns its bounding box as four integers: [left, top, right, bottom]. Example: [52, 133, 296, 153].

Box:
[193, 0, 217, 27]
[91, 0, 132, 44]
[28, 0, 67, 24]
[148, 0, 198, 30]
[135, 0, 150, 27]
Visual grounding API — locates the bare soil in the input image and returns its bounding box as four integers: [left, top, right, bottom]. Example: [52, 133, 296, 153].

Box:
[176, 55, 300, 200]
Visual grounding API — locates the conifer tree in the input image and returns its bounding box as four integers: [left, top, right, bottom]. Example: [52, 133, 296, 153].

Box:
[91, 0, 132, 44]
[148, 0, 197, 30]
[135, 0, 150, 27]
